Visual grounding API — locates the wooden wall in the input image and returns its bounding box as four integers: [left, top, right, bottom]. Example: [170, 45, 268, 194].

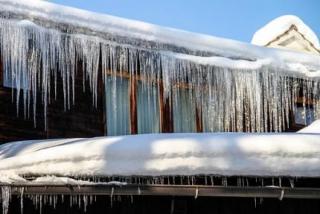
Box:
[0, 60, 105, 143]
[5, 195, 320, 214]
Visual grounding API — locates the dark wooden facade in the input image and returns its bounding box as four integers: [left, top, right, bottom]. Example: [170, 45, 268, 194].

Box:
[5, 195, 320, 214]
[0, 58, 307, 143]
[0, 60, 105, 143]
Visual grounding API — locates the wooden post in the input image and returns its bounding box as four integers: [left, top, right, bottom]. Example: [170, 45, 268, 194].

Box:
[98, 47, 107, 135]
[196, 106, 203, 132]
[159, 82, 173, 133]
[0, 52, 3, 87]
[130, 74, 138, 134]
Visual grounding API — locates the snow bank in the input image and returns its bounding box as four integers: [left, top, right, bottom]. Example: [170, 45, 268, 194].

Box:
[252, 15, 320, 49]
[1, 133, 320, 180]
[297, 120, 320, 134]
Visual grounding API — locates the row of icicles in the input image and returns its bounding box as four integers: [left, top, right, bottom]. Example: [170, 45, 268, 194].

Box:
[1, 18, 320, 133]
[1, 175, 296, 214]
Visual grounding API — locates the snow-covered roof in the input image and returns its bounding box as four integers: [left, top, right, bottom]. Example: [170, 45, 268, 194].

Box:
[252, 15, 320, 50]
[0, 0, 319, 71]
[1, 129, 320, 181]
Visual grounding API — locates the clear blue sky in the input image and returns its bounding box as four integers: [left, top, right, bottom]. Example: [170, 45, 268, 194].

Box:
[50, 0, 320, 43]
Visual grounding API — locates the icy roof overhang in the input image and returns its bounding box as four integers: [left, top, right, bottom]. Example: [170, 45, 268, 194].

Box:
[0, 0, 320, 74]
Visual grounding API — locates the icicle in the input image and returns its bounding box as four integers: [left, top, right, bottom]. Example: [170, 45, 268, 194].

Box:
[39, 195, 43, 214]
[1, 186, 11, 214]
[83, 195, 88, 212]
[20, 187, 24, 214]
[137, 187, 141, 195]
[259, 197, 264, 205]
[279, 177, 282, 187]
[289, 178, 295, 188]
[237, 177, 241, 187]
[170, 198, 175, 214]
[279, 189, 285, 201]
[194, 187, 199, 199]
[222, 177, 228, 187]
[110, 187, 114, 208]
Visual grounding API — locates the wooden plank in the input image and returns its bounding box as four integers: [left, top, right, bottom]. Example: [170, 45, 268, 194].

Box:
[159, 82, 173, 133]
[196, 106, 203, 132]
[3, 184, 320, 199]
[129, 74, 138, 134]
[0, 53, 3, 86]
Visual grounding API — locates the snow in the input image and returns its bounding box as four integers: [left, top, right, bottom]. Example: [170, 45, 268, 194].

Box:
[0, 0, 319, 68]
[32, 176, 126, 186]
[297, 120, 320, 134]
[1, 133, 320, 181]
[252, 15, 320, 49]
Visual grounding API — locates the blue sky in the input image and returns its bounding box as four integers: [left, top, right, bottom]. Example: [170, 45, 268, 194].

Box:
[50, 0, 320, 43]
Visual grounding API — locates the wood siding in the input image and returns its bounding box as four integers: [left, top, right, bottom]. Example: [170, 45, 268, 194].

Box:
[0, 60, 105, 143]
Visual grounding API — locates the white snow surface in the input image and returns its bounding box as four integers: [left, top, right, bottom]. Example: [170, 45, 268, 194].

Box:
[1, 133, 320, 180]
[0, 0, 320, 70]
[31, 176, 127, 186]
[252, 15, 320, 49]
[297, 120, 320, 134]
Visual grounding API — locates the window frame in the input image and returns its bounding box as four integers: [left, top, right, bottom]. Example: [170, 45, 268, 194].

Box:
[103, 70, 202, 135]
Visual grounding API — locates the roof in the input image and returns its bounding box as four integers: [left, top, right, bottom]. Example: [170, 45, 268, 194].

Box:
[252, 15, 320, 53]
[0, 0, 320, 73]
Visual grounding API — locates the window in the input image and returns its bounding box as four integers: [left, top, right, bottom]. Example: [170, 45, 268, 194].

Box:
[173, 88, 196, 132]
[105, 75, 199, 135]
[105, 76, 130, 136]
[3, 69, 29, 89]
[137, 82, 160, 134]
[295, 106, 315, 126]
[3, 70, 12, 88]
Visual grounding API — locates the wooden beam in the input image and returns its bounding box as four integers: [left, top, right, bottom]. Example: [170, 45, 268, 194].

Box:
[105, 70, 195, 90]
[0, 52, 3, 87]
[196, 106, 203, 133]
[159, 82, 173, 133]
[129, 74, 138, 134]
[3, 184, 320, 199]
[98, 49, 106, 135]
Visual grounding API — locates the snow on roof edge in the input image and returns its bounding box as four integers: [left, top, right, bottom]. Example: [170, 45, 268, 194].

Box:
[252, 15, 320, 49]
[0, 0, 320, 71]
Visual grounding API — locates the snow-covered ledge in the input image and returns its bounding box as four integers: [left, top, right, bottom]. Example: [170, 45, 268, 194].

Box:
[1, 132, 320, 182]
